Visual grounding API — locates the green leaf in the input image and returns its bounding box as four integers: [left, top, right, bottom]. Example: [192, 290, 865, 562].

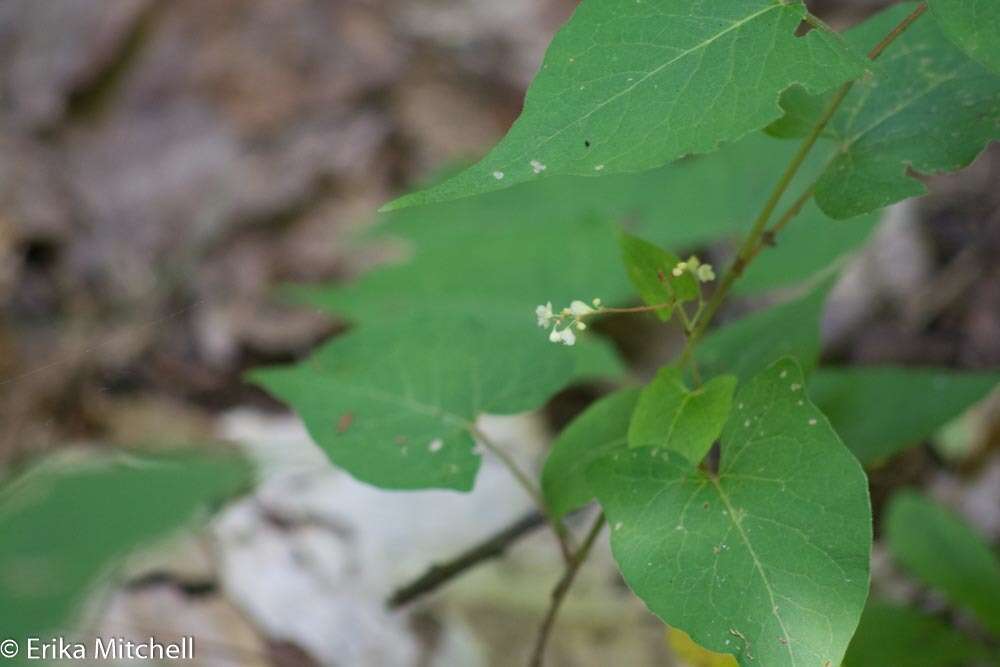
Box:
[541, 388, 638, 519]
[0, 451, 250, 640]
[628, 367, 736, 464]
[291, 133, 868, 329]
[886, 491, 1000, 634]
[766, 85, 834, 140]
[844, 601, 990, 667]
[589, 358, 872, 667]
[774, 3, 1000, 219]
[697, 278, 832, 382]
[383, 1, 865, 211]
[251, 315, 622, 492]
[619, 232, 698, 320]
[929, 0, 1000, 73]
[809, 367, 999, 464]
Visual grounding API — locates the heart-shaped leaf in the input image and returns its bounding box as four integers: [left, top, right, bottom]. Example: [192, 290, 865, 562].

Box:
[252, 315, 622, 492]
[589, 358, 871, 667]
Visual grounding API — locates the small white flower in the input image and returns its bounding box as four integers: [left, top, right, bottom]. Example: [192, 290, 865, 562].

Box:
[557, 327, 576, 346]
[672, 255, 714, 282]
[530, 159, 547, 174]
[539, 298, 602, 345]
[535, 302, 555, 328]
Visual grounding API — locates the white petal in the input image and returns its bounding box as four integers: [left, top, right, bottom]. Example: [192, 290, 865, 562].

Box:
[559, 328, 576, 346]
[535, 302, 555, 327]
[569, 300, 594, 316]
[549, 329, 562, 343]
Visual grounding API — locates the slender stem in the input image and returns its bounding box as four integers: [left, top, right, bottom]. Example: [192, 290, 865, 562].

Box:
[470, 425, 574, 562]
[688, 347, 704, 386]
[529, 512, 606, 667]
[746, 184, 816, 266]
[388, 511, 547, 608]
[598, 301, 674, 314]
[681, 84, 850, 363]
[866, 3, 927, 60]
[674, 302, 695, 335]
[679, 2, 927, 367]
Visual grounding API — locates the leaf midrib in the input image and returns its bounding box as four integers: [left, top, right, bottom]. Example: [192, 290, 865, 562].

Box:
[709, 474, 795, 663]
[333, 381, 472, 430]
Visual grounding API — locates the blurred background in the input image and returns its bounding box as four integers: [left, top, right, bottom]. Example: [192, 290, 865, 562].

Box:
[1, 0, 998, 665]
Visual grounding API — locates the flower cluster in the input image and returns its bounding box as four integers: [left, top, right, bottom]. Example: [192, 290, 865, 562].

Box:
[536, 298, 601, 346]
[672, 255, 716, 283]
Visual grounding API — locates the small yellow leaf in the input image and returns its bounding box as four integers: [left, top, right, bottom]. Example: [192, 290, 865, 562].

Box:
[666, 627, 738, 667]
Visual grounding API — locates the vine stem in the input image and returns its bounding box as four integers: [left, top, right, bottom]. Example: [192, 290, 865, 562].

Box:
[529, 512, 606, 667]
[469, 424, 574, 563]
[680, 1, 928, 369]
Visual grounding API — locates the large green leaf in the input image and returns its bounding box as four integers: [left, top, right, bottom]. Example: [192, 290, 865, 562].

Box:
[292, 134, 872, 332]
[619, 232, 697, 321]
[0, 452, 250, 641]
[251, 315, 621, 492]
[697, 279, 832, 382]
[383, 0, 864, 211]
[809, 367, 999, 464]
[843, 601, 990, 667]
[541, 388, 638, 519]
[628, 367, 736, 463]
[774, 3, 1000, 219]
[589, 358, 871, 667]
[929, 0, 1000, 73]
[886, 491, 1000, 635]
